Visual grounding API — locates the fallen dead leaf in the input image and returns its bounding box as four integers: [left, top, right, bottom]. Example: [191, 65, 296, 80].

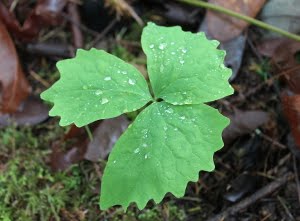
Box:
[200, 19, 246, 81]
[258, 39, 300, 150]
[164, 2, 200, 27]
[282, 94, 300, 149]
[260, 0, 300, 38]
[206, 0, 266, 42]
[85, 116, 129, 162]
[258, 38, 300, 93]
[51, 116, 129, 171]
[0, 18, 31, 113]
[0, 0, 67, 41]
[0, 96, 49, 127]
[223, 109, 269, 145]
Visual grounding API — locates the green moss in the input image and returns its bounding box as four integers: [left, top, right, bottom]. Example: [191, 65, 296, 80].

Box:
[0, 125, 186, 220]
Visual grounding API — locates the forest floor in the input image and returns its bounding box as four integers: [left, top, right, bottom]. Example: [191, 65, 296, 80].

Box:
[1, 0, 300, 221]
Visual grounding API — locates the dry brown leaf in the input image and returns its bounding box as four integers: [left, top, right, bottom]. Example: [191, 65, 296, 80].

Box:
[200, 18, 246, 81]
[84, 116, 129, 162]
[0, 96, 49, 127]
[258, 38, 300, 93]
[0, 19, 31, 113]
[223, 109, 269, 145]
[206, 0, 266, 42]
[282, 94, 300, 149]
[260, 0, 300, 38]
[0, 0, 67, 41]
[51, 116, 129, 171]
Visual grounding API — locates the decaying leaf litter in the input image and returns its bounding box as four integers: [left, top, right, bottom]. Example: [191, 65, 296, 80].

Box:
[1, 0, 300, 220]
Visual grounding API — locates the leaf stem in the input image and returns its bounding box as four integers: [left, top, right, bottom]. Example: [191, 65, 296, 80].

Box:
[176, 0, 300, 42]
[85, 125, 93, 141]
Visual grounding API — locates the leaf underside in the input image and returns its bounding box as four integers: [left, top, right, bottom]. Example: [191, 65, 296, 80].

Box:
[100, 102, 229, 209]
[41, 49, 152, 127]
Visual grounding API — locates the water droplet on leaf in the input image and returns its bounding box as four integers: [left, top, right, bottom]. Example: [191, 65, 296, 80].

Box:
[128, 79, 136, 85]
[134, 148, 140, 154]
[95, 90, 103, 95]
[101, 98, 109, 104]
[159, 43, 167, 50]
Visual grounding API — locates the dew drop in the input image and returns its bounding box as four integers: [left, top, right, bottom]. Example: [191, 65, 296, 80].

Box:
[160, 64, 164, 73]
[113, 160, 116, 164]
[163, 126, 167, 131]
[180, 116, 186, 120]
[101, 98, 109, 104]
[95, 90, 103, 95]
[180, 60, 185, 64]
[159, 43, 167, 50]
[128, 79, 136, 85]
[166, 108, 173, 114]
[182, 48, 187, 53]
[104, 77, 111, 81]
[83, 85, 88, 90]
[145, 154, 148, 159]
[149, 44, 154, 49]
[122, 71, 127, 75]
[134, 148, 140, 154]
[142, 143, 147, 147]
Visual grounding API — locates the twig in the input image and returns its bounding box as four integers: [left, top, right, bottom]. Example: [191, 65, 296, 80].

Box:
[86, 19, 118, 49]
[235, 65, 300, 101]
[176, 0, 300, 42]
[29, 70, 50, 88]
[255, 129, 286, 150]
[61, 12, 99, 37]
[277, 196, 295, 220]
[267, 153, 291, 175]
[293, 156, 300, 205]
[26, 42, 73, 58]
[68, 2, 84, 48]
[207, 173, 293, 221]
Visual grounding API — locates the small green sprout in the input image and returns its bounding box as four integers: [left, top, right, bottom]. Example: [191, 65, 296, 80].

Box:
[41, 22, 233, 210]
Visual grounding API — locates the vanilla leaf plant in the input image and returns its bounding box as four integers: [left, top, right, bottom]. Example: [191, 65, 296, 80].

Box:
[41, 22, 234, 210]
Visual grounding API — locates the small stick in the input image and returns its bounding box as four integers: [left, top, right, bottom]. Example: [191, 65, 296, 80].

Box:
[293, 156, 300, 204]
[86, 19, 118, 49]
[207, 173, 293, 221]
[29, 70, 50, 88]
[176, 0, 300, 42]
[68, 2, 84, 48]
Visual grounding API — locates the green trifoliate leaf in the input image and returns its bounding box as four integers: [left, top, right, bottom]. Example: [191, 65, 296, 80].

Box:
[41, 48, 152, 127]
[100, 101, 229, 210]
[142, 22, 233, 105]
